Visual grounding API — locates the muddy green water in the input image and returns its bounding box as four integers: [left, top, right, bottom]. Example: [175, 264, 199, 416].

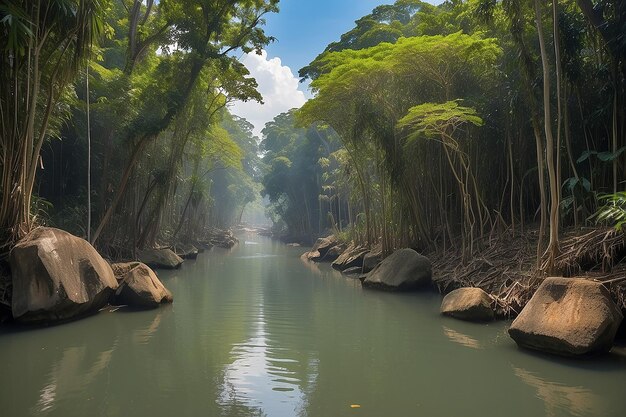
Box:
[1, 234, 626, 417]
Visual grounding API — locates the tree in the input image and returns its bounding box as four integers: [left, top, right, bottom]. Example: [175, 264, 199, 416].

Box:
[89, 0, 278, 245]
[0, 0, 106, 249]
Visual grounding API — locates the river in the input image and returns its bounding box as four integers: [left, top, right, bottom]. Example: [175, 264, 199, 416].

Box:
[1, 233, 625, 417]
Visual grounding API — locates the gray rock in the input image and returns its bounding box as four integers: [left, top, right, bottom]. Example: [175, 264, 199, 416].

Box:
[331, 244, 369, 271]
[362, 244, 382, 273]
[342, 266, 363, 276]
[174, 244, 199, 260]
[195, 241, 214, 251]
[112, 262, 173, 309]
[10, 227, 118, 323]
[137, 248, 183, 270]
[302, 236, 338, 261]
[208, 229, 238, 248]
[322, 244, 346, 262]
[361, 248, 431, 291]
[441, 287, 494, 321]
[509, 277, 623, 356]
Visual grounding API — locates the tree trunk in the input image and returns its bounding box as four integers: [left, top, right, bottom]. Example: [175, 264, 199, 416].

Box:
[535, 0, 560, 272]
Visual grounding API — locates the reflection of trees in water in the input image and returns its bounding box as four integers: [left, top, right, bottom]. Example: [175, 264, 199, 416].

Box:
[442, 326, 483, 350]
[219, 375, 268, 417]
[513, 366, 605, 417]
[34, 345, 116, 414]
[30, 310, 169, 415]
[132, 312, 162, 345]
[214, 249, 322, 417]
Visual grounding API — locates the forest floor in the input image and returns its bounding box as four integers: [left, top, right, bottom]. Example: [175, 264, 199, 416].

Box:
[428, 226, 626, 317]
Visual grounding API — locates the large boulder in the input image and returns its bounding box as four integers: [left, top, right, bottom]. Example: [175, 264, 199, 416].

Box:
[302, 236, 338, 261]
[174, 244, 199, 260]
[331, 244, 369, 271]
[137, 248, 183, 270]
[208, 229, 238, 248]
[323, 244, 346, 262]
[342, 266, 363, 276]
[509, 277, 623, 356]
[361, 248, 432, 291]
[112, 262, 173, 309]
[195, 240, 214, 251]
[441, 287, 494, 321]
[10, 227, 118, 323]
[362, 244, 382, 273]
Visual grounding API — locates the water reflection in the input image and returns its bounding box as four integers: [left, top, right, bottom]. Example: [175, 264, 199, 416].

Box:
[133, 311, 163, 344]
[218, 300, 317, 417]
[513, 366, 605, 417]
[33, 340, 117, 414]
[237, 254, 279, 259]
[442, 326, 483, 350]
[2, 235, 626, 417]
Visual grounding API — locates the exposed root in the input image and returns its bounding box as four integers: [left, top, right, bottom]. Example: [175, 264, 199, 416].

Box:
[428, 227, 626, 317]
[552, 227, 626, 275]
[429, 231, 541, 317]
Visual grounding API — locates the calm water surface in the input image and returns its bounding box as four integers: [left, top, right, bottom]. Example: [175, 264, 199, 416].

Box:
[1, 234, 626, 417]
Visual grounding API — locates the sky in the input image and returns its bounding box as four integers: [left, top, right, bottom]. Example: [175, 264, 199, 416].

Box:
[230, 0, 443, 137]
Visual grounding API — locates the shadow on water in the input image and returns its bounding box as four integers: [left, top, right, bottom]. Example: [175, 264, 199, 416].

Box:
[508, 341, 626, 371]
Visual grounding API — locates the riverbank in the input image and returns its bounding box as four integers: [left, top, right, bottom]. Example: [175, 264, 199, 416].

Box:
[303, 227, 626, 314]
[3, 236, 624, 417]
[301, 226, 626, 356]
[430, 227, 626, 315]
[0, 226, 240, 325]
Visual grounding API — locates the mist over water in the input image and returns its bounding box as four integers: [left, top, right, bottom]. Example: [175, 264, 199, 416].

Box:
[1, 234, 625, 417]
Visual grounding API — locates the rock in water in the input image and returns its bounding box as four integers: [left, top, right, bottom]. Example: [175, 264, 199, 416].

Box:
[508, 277, 623, 356]
[361, 248, 432, 291]
[441, 287, 494, 321]
[362, 244, 382, 273]
[10, 227, 118, 323]
[331, 244, 369, 271]
[342, 266, 363, 276]
[302, 236, 338, 261]
[174, 244, 199, 260]
[112, 262, 173, 308]
[137, 248, 183, 270]
[208, 228, 238, 248]
[322, 244, 346, 262]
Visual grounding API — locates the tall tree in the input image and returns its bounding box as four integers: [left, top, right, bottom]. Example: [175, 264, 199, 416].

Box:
[0, 0, 106, 249]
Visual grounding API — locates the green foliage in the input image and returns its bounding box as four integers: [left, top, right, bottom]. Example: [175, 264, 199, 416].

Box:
[260, 110, 339, 240]
[593, 193, 626, 231]
[398, 101, 483, 142]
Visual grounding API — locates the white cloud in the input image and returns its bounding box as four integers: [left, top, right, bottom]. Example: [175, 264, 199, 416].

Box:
[230, 50, 308, 138]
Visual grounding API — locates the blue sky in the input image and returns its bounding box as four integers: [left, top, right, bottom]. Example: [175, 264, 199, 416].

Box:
[264, 0, 397, 78]
[231, 0, 444, 136]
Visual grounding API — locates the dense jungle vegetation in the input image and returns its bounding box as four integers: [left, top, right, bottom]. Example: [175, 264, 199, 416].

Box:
[0, 0, 277, 257]
[1, 0, 626, 276]
[265, 0, 626, 274]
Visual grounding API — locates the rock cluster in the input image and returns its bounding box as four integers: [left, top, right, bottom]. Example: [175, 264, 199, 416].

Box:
[301, 236, 340, 262]
[6, 227, 177, 324]
[10, 228, 118, 323]
[207, 228, 238, 248]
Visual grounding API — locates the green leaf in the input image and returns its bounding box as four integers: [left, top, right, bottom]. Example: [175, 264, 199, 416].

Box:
[577, 150, 597, 164]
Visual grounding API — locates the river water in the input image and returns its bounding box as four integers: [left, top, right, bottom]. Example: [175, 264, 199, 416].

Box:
[1, 233, 625, 417]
